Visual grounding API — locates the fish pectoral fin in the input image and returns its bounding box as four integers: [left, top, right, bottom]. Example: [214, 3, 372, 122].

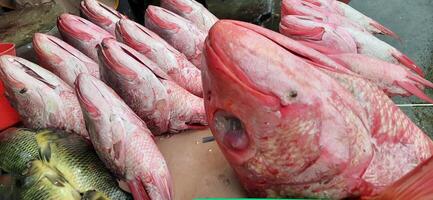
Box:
[127, 178, 151, 200]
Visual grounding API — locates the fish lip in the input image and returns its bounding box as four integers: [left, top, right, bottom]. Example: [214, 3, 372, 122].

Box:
[0, 55, 57, 90]
[145, 6, 181, 31]
[57, 13, 111, 41]
[80, 0, 124, 25]
[161, 0, 193, 13]
[33, 33, 95, 64]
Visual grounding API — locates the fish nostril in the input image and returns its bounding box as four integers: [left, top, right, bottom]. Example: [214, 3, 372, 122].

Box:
[289, 90, 298, 98]
[214, 110, 249, 151]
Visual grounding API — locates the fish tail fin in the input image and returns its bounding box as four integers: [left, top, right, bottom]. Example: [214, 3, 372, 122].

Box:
[369, 22, 400, 41]
[366, 156, 433, 200]
[396, 80, 433, 104]
[392, 53, 424, 77]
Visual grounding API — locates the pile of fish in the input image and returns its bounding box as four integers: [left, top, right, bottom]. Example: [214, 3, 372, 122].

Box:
[1, 0, 433, 199]
[0, 0, 218, 199]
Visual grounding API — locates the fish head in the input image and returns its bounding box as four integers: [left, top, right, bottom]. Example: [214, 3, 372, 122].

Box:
[0, 55, 66, 112]
[115, 18, 171, 55]
[98, 37, 170, 82]
[75, 73, 132, 173]
[145, 5, 188, 33]
[97, 38, 171, 134]
[161, 0, 195, 14]
[280, 15, 357, 54]
[80, 0, 125, 34]
[32, 33, 99, 82]
[57, 13, 112, 42]
[203, 20, 369, 196]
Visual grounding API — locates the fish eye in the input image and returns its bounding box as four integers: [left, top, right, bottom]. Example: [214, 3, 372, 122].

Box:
[214, 110, 249, 151]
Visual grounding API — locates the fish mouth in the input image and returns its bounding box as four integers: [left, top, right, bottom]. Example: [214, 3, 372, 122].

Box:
[33, 33, 93, 63]
[57, 14, 97, 41]
[162, 0, 193, 13]
[145, 6, 181, 31]
[0, 56, 57, 90]
[99, 38, 169, 80]
[81, 0, 124, 20]
[213, 110, 249, 151]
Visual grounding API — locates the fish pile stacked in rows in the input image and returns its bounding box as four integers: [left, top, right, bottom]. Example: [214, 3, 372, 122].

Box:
[204, 0, 433, 199]
[1, 0, 433, 199]
[0, 0, 217, 199]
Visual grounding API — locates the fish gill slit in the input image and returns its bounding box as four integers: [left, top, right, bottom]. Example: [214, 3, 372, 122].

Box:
[120, 46, 167, 81]
[15, 60, 56, 89]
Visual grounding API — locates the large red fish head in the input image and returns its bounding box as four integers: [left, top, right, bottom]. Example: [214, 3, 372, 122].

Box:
[203, 20, 371, 198]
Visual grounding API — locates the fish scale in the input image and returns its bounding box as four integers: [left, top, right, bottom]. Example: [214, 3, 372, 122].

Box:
[323, 70, 433, 194]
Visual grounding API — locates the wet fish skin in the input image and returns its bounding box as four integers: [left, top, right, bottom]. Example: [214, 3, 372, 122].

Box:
[0, 128, 40, 174]
[328, 53, 433, 103]
[18, 160, 81, 200]
[162, 80, 207, 133]
[57, 13, 114, 61]
[36, 130, 132, 200]
[116, 18, 203, 97]
[75, 73, 173, 200]
[0, 128, 131, 200]
[145, 5, 206, 69]
[0, 55, 88, 139]
[98, 38, 171, 135]
[160, 0, 218, 32]
[80, 0, 126, 35]
[203, 20, 433, 198]
[33, 33, 100, 87]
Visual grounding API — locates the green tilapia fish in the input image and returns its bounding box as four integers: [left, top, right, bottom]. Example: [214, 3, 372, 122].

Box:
[0, 128, 131, 200]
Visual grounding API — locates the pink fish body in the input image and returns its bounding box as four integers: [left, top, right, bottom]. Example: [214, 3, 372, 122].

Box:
[160, 0, 218, 32]
[0, 55, 88, 139]
[116, 19, 203, 97]
[98, 38, 207, 134]
[328, 53, 433, 103]
[33, 33, 99, 87]
[98, 38, 170, 135]
[162, 80, 207, 133]
[286, 0, 398, 39]
[202, 20, 433, 199]
[145, 5, 206, 69]
[280, 15, 357, 54]
[80, 0, 126, 35]
[75, 73, 173, 200]
[57, 13, 114, 61]
[279, 15, 424, 77]
[282, 0, 364, 32]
